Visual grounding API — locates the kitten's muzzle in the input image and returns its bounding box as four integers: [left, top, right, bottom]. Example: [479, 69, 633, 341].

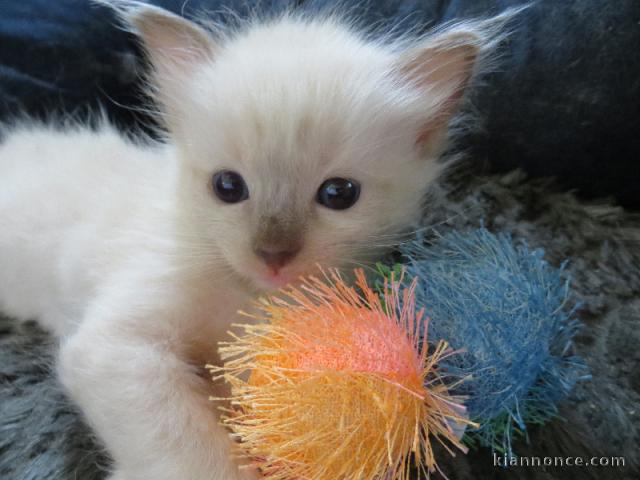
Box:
[254, 244, 301, 273]
[253, 214, 305, 273]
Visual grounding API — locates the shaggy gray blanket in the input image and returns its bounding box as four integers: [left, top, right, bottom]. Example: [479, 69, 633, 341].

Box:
[1, 169, 639, 480]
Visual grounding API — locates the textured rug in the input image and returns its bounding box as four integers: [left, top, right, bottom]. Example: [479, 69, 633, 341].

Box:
[1, 168, 639, 480]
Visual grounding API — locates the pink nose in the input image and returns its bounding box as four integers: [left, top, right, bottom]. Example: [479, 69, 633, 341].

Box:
[255, 246, 300, 271]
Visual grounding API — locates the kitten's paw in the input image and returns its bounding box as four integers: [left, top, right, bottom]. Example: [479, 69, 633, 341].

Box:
[240, 472, 262, 480]
[239, 467, 263, 480]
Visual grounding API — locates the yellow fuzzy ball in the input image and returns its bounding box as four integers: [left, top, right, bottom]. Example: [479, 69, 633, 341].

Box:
[208, 269, 472, 480]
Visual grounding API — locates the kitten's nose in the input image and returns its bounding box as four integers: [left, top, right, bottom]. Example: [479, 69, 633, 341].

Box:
[255, 245, 301, 272]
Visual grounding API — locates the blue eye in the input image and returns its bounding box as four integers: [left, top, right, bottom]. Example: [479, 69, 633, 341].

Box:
[316, 177, 360, 210]
[212, 170, 249, 204]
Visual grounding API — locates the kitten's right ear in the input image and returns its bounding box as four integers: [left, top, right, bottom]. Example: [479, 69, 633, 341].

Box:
[127, 5, 214, 72]
[98, 1, 216, 120]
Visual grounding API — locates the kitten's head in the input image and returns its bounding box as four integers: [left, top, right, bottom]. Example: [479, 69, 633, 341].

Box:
[125, 5, 485, 290]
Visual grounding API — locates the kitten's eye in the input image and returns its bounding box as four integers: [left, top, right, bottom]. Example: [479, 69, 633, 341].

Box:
[316, 177, 360, 210]
[212, 170, 249, 203]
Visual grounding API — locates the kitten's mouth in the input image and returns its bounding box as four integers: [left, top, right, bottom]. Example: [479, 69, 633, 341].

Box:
[233, 262, 298, 292]
[259, 272, 293, 290]
[255, 265, 305, 291]
[231, 252, 334, 293]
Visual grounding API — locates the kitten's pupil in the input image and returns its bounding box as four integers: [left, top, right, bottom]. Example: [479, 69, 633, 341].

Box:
[316, 178, 360, 210]
[212, 170, 249, 203]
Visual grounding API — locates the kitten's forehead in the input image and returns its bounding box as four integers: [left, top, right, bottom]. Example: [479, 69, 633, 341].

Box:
[200, 65, 416, 175]
[221, 18, 387, 66]
[199, 18, 405, 139]
[184, 18, 429, 185]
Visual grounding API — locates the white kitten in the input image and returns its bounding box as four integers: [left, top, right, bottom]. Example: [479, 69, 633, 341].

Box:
[0, 3, 487, 479]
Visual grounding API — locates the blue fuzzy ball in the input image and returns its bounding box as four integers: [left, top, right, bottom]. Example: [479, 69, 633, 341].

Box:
[401, 228, 589, 453]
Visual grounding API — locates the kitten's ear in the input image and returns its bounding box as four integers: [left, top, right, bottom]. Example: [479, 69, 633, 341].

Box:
[106, 2, 216, 122]
[397, 28, 483, 151]
[126, 5, 215, 72]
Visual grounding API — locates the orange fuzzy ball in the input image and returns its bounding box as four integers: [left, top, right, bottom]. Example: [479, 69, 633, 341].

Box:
[208, 269, 472, 480]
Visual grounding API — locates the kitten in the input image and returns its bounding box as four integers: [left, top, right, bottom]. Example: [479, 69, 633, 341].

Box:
[0, 3, 488, 479]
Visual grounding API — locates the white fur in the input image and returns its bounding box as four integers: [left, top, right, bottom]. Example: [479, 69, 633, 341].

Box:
[0, 6, 485, 479]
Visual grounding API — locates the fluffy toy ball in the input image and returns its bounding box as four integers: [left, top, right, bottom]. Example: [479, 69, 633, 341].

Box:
[398, 227, 589, 453]
[208, 270, 472, 480]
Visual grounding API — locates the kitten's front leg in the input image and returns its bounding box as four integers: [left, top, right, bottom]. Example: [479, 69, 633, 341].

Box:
[58, 302, 257, 480]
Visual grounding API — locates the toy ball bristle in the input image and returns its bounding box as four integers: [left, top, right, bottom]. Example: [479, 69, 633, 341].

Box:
[209, 269, 471, 480]
[401, 227, 589, 454]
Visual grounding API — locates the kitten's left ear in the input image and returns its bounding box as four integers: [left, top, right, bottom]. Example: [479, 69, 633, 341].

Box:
[397, 28, 483, 152]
